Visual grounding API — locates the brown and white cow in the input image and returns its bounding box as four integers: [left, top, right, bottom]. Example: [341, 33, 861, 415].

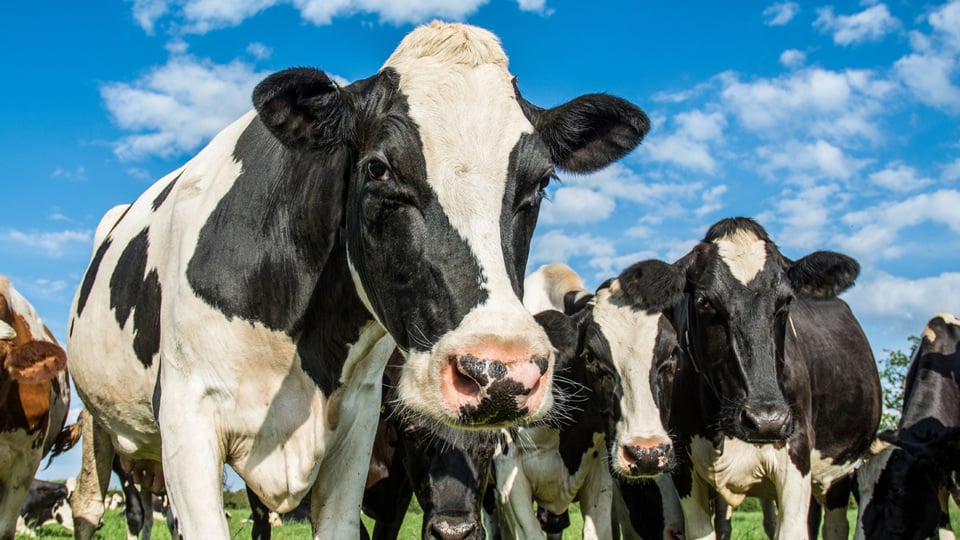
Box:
[66, 22, 649, 538]
[0, 276, 71, 540]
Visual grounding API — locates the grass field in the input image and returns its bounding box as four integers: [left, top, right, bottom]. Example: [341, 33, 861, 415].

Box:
[17, 501, 960, 538]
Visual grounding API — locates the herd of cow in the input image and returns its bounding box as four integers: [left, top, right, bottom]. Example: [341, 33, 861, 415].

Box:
[1, 21, 958, 540]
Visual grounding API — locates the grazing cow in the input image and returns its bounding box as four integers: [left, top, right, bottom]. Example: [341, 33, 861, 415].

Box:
[248, 347, 498, 540]
[66, 22, 650, 538]
[856, 313, 960, 540]
[663, 217, 881, 540]
[493, 262, 683, 539]
[17, 479, 74, 533]
[0, 277, 72, 540]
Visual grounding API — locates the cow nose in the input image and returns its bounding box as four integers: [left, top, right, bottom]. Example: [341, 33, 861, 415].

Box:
[445, 350, 549, 425]
[618, 437, 674, 477]
[425, 517, 478, 540]
[739, 402, 793, 443]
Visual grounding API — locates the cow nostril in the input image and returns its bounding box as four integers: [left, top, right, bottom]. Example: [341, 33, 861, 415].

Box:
[740, 408, 760, 433]
[451, 356, 483, 398]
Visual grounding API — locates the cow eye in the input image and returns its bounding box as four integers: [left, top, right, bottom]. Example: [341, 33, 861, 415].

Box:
[366, 159, 392, 182]
[695, 295, 712, 310]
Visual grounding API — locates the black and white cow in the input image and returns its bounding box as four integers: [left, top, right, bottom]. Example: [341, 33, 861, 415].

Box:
[66, 22, 650, 538]
[493, 262, 683, 539]
[663, 217, 881, 539]
[17, 479, 74, 534]
[856, 312, 960, 540]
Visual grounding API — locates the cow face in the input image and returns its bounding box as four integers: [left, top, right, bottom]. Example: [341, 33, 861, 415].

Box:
[858, 424, 960, 540]
[674, 217, 858, 444]
[581, 260, 684, 478]
[253, 22, 649, 428]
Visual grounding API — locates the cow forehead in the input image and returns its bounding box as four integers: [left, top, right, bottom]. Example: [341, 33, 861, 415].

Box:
[712, 229, 768, 286]
[592, 285, 662, 368]
[923, 311, 960, 343]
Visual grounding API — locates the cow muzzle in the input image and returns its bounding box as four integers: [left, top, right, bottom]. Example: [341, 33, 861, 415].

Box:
[617, 436, 674, 477]
[738, 401, 794, 444]
[424, 515, 480, 540]
[440, 344, 550, 426]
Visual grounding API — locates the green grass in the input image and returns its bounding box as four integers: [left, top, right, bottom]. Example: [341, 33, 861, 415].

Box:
[16, 498, 960, 538]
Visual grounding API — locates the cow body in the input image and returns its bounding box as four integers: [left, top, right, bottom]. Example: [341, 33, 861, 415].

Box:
[666, 217, 880, 540]
[493, 263, 683, 539]
[66, 22, 649, 538]
[856, 312, 960, 540]
[0, 277, 71, 540]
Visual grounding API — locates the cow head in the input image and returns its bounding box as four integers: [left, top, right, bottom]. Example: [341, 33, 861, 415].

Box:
[582, 261, 683, 478]
[673, 217, 858, 444]
[0, 278, 66, 384]
[252, 22, 649, 428]
[857, 421, 960, 540]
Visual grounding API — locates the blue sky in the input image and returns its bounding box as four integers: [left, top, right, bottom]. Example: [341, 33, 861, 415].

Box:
[4, 0, 959, 482]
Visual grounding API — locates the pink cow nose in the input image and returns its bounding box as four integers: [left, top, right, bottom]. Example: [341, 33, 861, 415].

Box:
[618, 436, 674, 477]
[442, 347, 549, 426]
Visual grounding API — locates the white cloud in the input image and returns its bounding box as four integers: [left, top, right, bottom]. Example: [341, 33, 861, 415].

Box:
[131, 0, 550, 33]
[539, 187, 615, 226]
[844, 271, 960, 322]
[695, 184, 727, 217]
[528, 230, 615, 267]
[762, 183, 842, 250]
[102, 55, 269, 160]
[814, 4, 900, 46]
[51, 166, 87, 181]
[929, 0, 960, 51]
[758, 139, 870, 182]
[640, 110, 725, 173]
[2, 230, 92, 258]
[719, 68, 892, 143]
[837, 189, 960, 261]
[779, 49, 806, 68]
[943, 156, 960, 181]
[763, 2, 799, 26]
[868, 163, 934, 192]
[246, 42, 272, 59]
[894, 52, 960, 113]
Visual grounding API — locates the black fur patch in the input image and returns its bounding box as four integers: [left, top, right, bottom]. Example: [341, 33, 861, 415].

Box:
[107, 228, 161, 368]
[75, 238, 112, 319]
[152, 173, 180, 211]
[787, 251, 860, 299]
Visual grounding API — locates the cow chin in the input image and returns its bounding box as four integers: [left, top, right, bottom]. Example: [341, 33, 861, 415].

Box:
[397, 349, 554, 429]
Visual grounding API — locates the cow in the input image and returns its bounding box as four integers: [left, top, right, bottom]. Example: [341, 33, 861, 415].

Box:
[65, 21, 650, 538]
[247, 346, 499, 540]
[16, 479, 74, 534]
[0, 276, 73, 540]
[661, 217, 881, 540]
[492, 261, 683, 539]
[855, 312, 960, 540]
[614, 477, 685, 540]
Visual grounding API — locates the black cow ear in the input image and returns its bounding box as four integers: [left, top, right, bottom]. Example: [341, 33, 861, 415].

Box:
[253, 68, 353, 154]
[617, 259, 685, 313]
[514, 80, 650, 173]
[787, 251, 860, 299]
[533, 310, 579, 369]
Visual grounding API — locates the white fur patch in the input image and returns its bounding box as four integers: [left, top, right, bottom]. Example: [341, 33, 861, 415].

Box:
[0, 277, 51, 343]
[714, 230, 767, 286]
[924, 312, 960, 343]
[810, 448, 860, 497]
[592, 285, 671, 455]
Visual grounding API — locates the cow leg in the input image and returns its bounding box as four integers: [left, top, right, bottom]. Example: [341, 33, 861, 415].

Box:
[713, 494, 731, 540]
[159, 409, 228, 538]
[760, 497, 778, 539]
[679, 476, 716, 540]
[492, 464, 541, 539]
[247, 485, 272, 540]
[772, 467, 811, 540]
[0, 445, 35, 540]
[71, 409, 114, 540]
[578, 464, 614, 540]
[139, 488, 154, 540]
[309, 328, 391, 539]
[116, 456, 145, 540]
[819, 476, 850, 540]
[371, 482, 410, 540]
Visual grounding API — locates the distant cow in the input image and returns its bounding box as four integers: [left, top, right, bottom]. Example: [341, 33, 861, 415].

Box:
[17, 479, 74, 533]
[66, 21, 649, 538]
[493, 262, 683, 539]
[0, 276, 72, 539]
[856, 312, 960, 540]
[664, 217, 881, 539]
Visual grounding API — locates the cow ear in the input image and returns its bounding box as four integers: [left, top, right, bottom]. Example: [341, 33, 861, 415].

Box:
[4, 340, 66, 383]
[617, 260, 685, 313]
[533, 310, 579, 369]
[515, 80, 649, 173]
[253, 68, 353, 154]
[787, 251, 860, 299]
